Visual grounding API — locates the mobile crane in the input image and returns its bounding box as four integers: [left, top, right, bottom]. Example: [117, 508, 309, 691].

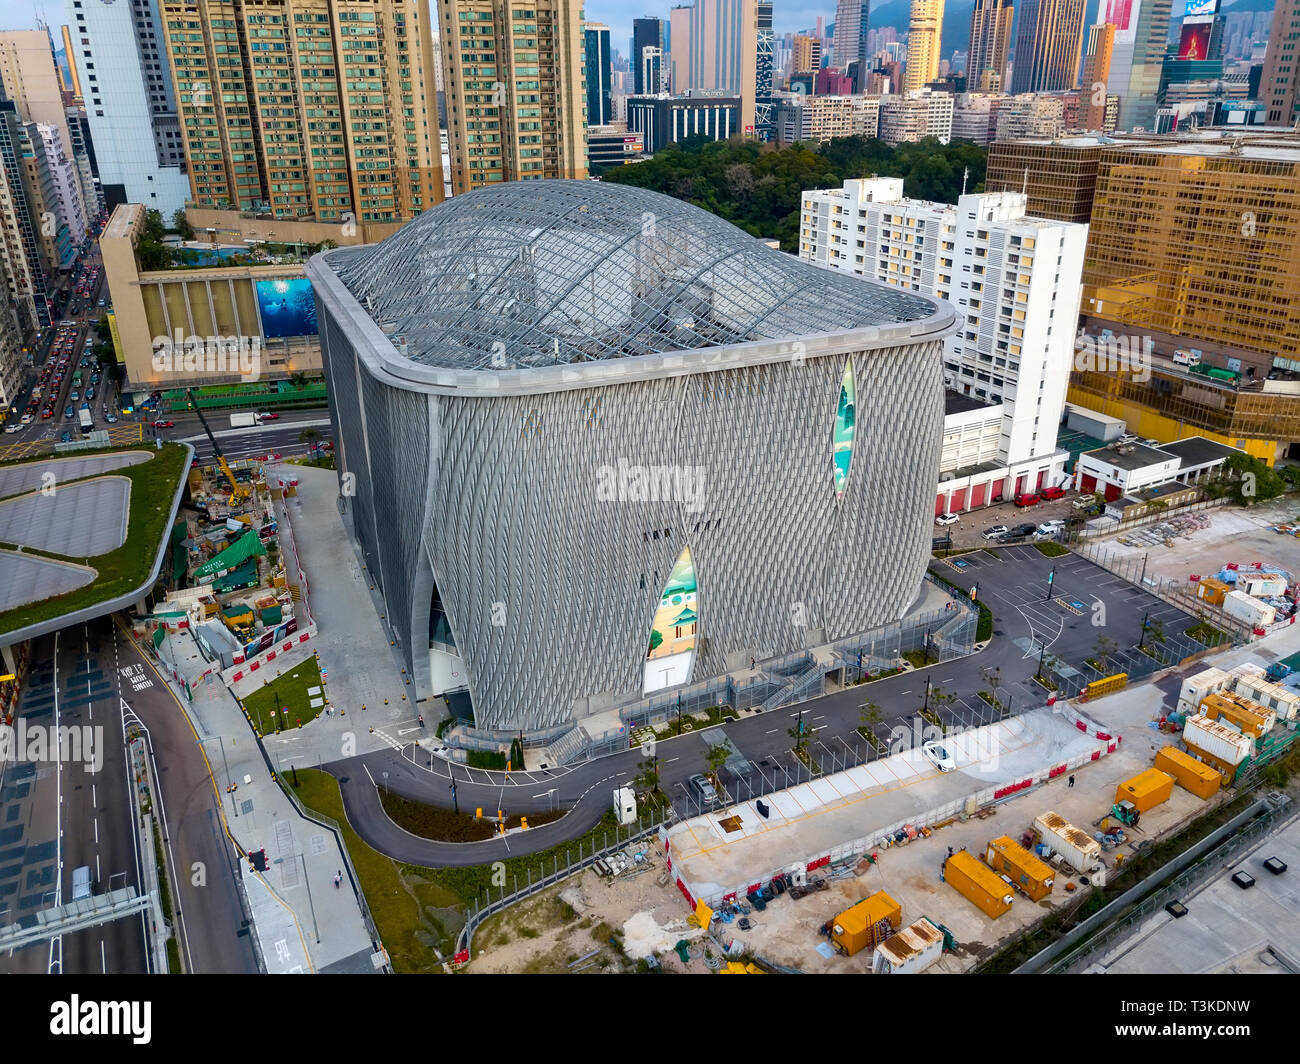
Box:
[186, 388, 250, 505]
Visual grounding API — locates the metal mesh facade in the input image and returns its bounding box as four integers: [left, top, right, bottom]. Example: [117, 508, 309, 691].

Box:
[309, 181, 955, 734]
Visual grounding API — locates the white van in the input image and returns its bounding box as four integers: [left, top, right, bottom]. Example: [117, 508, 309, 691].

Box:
[72, 865, 93, 900]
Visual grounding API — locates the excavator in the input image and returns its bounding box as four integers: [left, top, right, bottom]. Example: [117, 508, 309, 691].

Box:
[187, 388, 250, 506]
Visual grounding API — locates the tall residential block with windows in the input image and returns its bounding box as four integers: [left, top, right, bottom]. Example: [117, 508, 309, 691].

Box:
[438, 0, 587, 194]
[160, 0, 443, 223]
[800, 176, 1087, 474]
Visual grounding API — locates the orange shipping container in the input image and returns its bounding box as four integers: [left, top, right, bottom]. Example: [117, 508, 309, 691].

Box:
[1200, 693, 1269, 739]
[831, 891, 903, 957]
[985, 836, 1054, 901]
[1154, 746, 1221, 800]
[1196, 576, 1230, 606]
[945, 850, 1013, 919]
[1115, 768, 1175, 813]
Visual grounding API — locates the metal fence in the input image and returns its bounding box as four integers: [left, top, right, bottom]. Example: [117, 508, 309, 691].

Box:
[1074, 497, 1229, 540]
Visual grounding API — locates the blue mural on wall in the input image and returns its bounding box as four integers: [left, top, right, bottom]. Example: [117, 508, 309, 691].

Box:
[255, 278, 318, 338]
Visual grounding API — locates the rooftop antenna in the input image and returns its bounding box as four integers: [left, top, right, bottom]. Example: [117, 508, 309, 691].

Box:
[961, 166, 969, 195]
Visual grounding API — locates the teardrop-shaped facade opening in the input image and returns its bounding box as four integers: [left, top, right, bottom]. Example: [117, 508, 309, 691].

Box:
[833, 359, 856, 495]
[643, 546, 698, 695]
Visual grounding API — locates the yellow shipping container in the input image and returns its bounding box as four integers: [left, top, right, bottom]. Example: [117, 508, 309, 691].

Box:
[1196, 577, 1230, 606]
[831, 891, 902, 957]
[1115, 768, 1175, 814]
[1154, 746, 1221, 800]
[985, 836, 1054, 901]
[1200, 693, 1269, 739]
[945, 850, 1013, 920]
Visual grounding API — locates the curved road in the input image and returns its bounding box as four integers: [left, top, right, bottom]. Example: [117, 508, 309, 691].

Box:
[321, 544, 1200, 866]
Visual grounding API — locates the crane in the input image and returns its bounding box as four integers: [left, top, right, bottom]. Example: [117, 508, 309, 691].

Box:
[186, 389, 249, 505]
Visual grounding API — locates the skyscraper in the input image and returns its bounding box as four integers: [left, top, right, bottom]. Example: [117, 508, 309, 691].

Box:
[68, 0, 191, 215]
[670, 6, 693, 93]
[1008, 0, 1088, 94]
[1080, 22, 1116, 129]
[967, 0, 1014, 91]
[585, 23, 613, 126]
[633, 17, 667, 94]
[756, 1, 775, 139]
[793, 35, 823, 75]
[833, 0, 865, 71]
[0, 101, 51, 330]
[162, 0, 442, 222]
[1261, 0, 1300, 125]
[1104, 0, 1173, 130]
[439, 0, 587, 194]
[688, 0, 758, 134]
[904, 0, 946, 92]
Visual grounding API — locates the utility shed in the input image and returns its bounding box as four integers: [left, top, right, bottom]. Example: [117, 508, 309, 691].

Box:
[985, 835, 1055, 900]
[872, 917, 945, 974]
[831, 891, 902, 957]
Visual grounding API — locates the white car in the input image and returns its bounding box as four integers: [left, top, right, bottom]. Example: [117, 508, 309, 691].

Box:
[935, 512, 959, 526]
[983, 525, 1009, 540]
[1117, 433, 1139, 444]
[922, 740, 956, 772]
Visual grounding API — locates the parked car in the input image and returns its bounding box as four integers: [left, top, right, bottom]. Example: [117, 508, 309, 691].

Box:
[922, 740, 956, 772]
[1117, 433, 1139, 444]
[935, 512, 959, 526]
[1033, 521, 1065, 540]
[1071, 495, 1098, 511]
[983, 525, 1009, 540]
[687, 773, 719, 807]
[1040, 485, 1067, 501]
[1014, 492, 1040, 508]
[1010, 522, 1038, 538]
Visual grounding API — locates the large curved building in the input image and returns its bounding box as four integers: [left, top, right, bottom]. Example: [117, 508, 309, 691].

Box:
[307, 180, 956, 735]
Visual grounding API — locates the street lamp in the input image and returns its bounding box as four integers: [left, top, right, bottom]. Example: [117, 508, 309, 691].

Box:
[1138, 611, 1150, 650]
[449, 777, 459, 814]
[1045, 566, 1056, 602]
[1036, 640, 1047, 680]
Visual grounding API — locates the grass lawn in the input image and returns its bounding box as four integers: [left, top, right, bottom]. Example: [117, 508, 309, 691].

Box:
[242, 654, 326, 734]
[1186, 621, 1229, 646]
[379, 789, 564, 842]
[0, 443, 189, 634]
[1032, 541, 1070, 558]
[654, 705, 738, 739]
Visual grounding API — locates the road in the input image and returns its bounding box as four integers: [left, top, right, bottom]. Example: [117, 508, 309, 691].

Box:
[166, 411, 334, 463]
[323, 545, 1204, 866]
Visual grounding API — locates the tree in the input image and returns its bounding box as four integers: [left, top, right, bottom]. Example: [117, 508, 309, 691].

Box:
[705, 743, 729, 787]
[859, 699, 882, 731]
[172, 209, 195, 241]
[290, 371, 309, 389]
[299, 426, 321, 462]
[1093, 634, 1119, 668]
[634, 757, 661, 794]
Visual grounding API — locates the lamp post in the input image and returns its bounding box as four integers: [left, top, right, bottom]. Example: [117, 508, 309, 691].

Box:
[1138, 611, 1150, 650]
[449, 777, 459, 814]
[1037, 640, 1047, 680]
[1045, 566, 1056, 602]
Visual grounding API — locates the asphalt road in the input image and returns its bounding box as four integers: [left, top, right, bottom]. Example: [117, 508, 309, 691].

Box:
[116, 625, 260, 974]
[168, 411, 334, 464]
[324, 546, 1203, 867]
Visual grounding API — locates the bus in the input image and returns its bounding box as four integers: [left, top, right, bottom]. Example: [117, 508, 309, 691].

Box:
[78, 408, 93, 434]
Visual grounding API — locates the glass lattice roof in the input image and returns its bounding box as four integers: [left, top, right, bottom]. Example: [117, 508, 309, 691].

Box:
[324, 180, 938, 371]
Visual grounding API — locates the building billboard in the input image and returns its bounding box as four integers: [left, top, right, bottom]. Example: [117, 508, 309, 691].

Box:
[1183, 0, 1218, 15]
[254, 278, 318, 339]
[1177, 21, 1213, 59]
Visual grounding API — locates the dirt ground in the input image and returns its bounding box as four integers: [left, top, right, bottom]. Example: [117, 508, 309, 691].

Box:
[1088, 497, 1300, 584]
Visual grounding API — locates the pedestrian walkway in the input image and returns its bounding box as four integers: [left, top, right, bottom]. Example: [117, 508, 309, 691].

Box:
[131, 625, 379, 974]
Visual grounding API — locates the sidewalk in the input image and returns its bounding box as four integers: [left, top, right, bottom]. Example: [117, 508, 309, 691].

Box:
[137, 625, 379, 973]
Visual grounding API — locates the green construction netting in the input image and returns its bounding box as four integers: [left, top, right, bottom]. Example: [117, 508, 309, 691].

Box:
[211, 558, 258, 593]
[194, 530, 267, 581]
[172, 541, 187, 583]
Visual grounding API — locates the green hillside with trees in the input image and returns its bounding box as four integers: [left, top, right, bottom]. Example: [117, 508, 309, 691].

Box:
[601, 135, 988, 250]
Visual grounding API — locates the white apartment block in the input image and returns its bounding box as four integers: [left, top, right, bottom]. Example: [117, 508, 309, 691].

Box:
[773, 94, 880, 144]
[799, 176, 1089, 511]
[952, 93, 1008, 145]
[33, 123, 86, 247]
[994, 93, 1066, 140]
[877, 90, 953, 145]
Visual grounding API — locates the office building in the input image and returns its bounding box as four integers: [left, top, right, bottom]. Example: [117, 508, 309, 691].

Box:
[878, 90, 954, 144]
[627, 92, 741, 152]
[69, 0, 191, 215]
[670, 5, 693, 93]
[1079, 22, 1116, 129]
[161, 0, 443, 220]
[967, 0, 1014, 91]
[685, 0, 757, 133]
[793, 34, 822, 75]
[308, 179, 953, 732]
[800, 176, 1088, 503]
[756, 1, 774, 139]
[774, 94, 880, 144]
[833, 0, 866, 70]
[952, 92, 1008, 144]
[1260, 0, 1299, 125]
[995, 93, 1066, 138]
[0, 101, 52, 331]
[904, 0, 946, 92]
[586, 126, 646, 172]
[633, 17, 666, 94]
[1104, 0, 1173, 131]
[585, 23, 614, 126]
[986, 135, 1103, 222]
[1009, 0, 1087, 94]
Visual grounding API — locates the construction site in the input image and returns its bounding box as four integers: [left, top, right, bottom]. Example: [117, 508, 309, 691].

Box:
[129, 399, 305, 689]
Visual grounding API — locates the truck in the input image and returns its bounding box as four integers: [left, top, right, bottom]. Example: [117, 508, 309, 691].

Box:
[1172, 348, 1201, 367]
[230, 411, 259, 428]
[78, 407, 93, 435]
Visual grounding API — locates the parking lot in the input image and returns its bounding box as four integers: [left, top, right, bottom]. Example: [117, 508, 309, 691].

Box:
[936, 494, 1088, 550]
[933, 543, 1202, 676]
